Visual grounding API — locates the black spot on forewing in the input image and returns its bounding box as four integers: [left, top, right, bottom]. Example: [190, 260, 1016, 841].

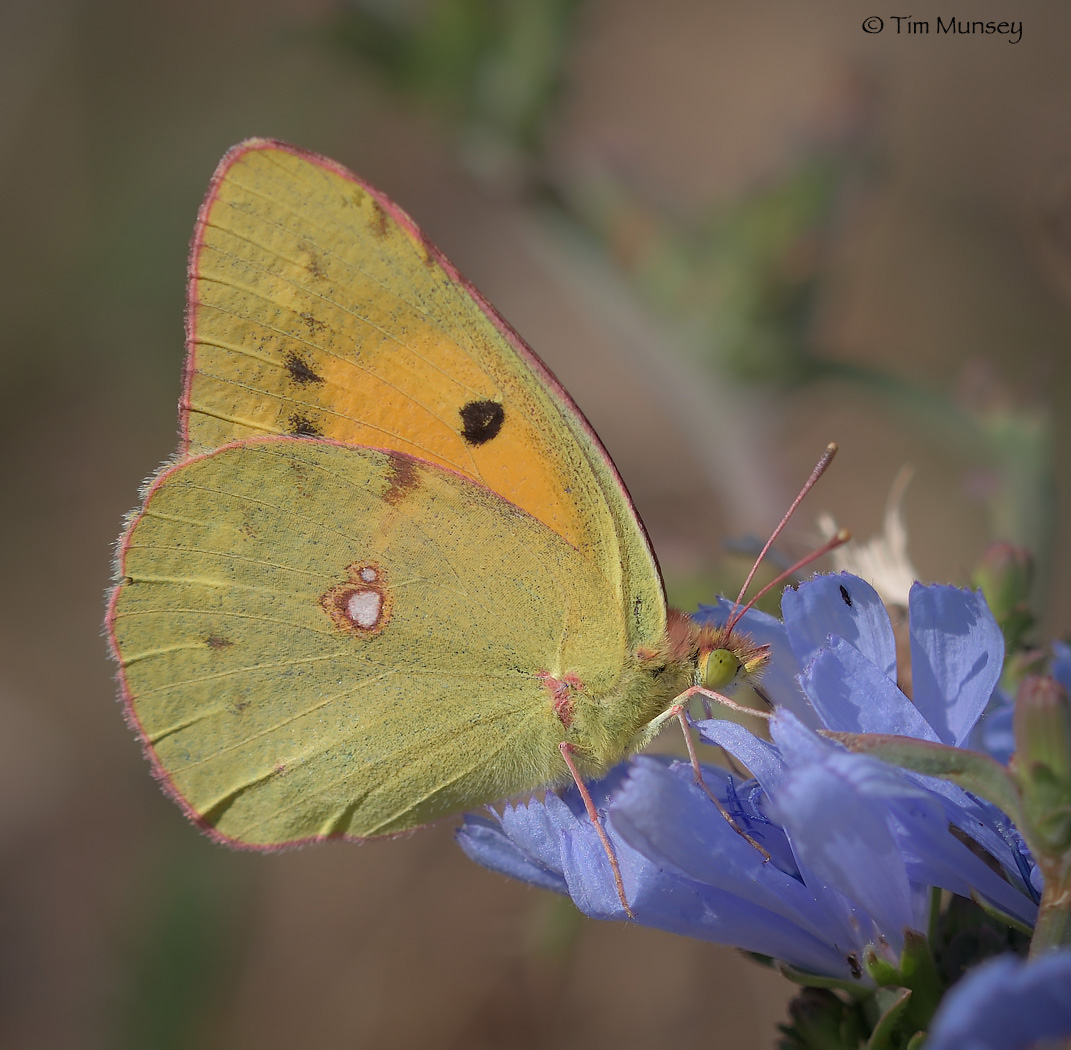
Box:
[288, 413, 323, 438]
[839, 584, 852, 607]
[284, 351, 324, 386]
[459, 400, 505, 446]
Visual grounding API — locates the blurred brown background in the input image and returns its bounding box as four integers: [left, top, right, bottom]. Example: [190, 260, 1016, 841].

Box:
[2, 1, 1070, 1047]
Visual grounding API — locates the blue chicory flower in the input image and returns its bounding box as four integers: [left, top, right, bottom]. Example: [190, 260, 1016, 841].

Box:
[457, 573, 1039, 980]
[925, 949, 1071, 1050]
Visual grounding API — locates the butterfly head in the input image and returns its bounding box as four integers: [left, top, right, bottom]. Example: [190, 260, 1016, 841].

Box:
[657, 610, 770, 693]
[693, 624, 770, 693]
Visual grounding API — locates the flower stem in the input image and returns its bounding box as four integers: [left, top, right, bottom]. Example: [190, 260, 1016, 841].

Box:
[1030, 858, 1071, 956]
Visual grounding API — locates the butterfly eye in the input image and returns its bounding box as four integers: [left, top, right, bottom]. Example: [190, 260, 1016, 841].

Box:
[699, 648, 742, 691]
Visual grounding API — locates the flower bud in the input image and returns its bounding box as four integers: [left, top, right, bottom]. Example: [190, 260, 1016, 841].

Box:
[782, 988, 859, 1050]
[972, 543, 1034, 651]
[1013, 675, 1071, 854]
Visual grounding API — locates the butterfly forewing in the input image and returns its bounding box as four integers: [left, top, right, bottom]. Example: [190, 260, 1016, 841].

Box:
[184, 141, 666, 652]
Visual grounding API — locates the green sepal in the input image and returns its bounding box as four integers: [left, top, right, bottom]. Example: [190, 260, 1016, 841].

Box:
[770, 959, 873, 999]
[823, 732, 1026, 829]
[968, 891, 1035, 938]
[1000, 648, 1050, 703]
[971, 542, 1035, 654]
[864, 987, 912, 1050]
[863, 932, 942, 1035]
[862, 951, 900, 987]
[1014, 676, 1071, 854]
[896, 931, 943, 1028]
[1020, 766, 1071, 854]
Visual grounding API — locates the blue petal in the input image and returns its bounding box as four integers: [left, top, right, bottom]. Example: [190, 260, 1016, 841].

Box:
[611, 759, 787, 895]
[911, 775, 1040, 907]
[694, 718, 787, 787]
[975, 702, 1015, 765]
[909, 583, 1003, 746]
[926, 951, 1071, 1050]
[877, 785, 1037, 926]
[692, 719, 803, 877]
[799, 636, 939, 739]
[610, 758, 861, 976]
[766, 733, 920, 948]
[558, 814, 635, 919]
[782, 573, 897, 681]
[456, 808, 569, 894]
[1052, 640, 1071, 695]
[772, 713, 1036, 922]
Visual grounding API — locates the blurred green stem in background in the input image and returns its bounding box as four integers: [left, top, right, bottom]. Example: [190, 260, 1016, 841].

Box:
[111, 834, 248, 1050]
[329, 0, 583, 172]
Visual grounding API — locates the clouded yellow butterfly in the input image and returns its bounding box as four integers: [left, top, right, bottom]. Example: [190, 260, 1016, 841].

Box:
[107, 140, 769, 910]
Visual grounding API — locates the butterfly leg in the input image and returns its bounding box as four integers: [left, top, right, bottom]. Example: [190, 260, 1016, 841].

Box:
[558, 742, 634, 919]
[667, 692, 771, 862]
[678, 685, 773, 723]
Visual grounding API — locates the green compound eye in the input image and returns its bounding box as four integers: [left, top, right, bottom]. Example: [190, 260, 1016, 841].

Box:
[699, 648, 742, 692]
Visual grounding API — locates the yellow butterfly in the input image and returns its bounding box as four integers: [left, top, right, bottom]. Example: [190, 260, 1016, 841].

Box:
[107, 140, 769, 911]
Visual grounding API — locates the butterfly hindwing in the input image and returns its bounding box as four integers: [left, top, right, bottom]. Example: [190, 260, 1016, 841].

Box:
[111, 438, 632, 845]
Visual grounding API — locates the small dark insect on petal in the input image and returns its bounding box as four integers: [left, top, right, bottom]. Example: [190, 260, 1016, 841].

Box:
[839, 584, 853, 607]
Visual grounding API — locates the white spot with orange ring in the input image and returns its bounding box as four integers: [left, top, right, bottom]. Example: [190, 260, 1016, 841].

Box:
[320, 560, 392, 637]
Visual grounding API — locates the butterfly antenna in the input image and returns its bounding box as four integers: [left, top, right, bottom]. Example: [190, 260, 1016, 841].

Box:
[725, 442, 841, 634]
[728, 527, 851, 627]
